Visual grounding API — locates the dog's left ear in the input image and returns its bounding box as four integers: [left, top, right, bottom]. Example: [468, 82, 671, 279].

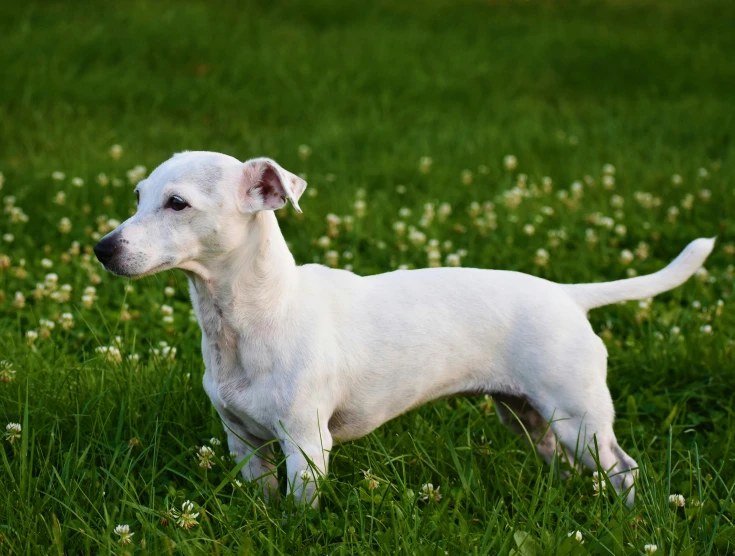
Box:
[239, 158, 307, 214]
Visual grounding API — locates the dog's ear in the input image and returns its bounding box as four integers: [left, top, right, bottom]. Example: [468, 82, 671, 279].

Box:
[239, 158, 307, 214]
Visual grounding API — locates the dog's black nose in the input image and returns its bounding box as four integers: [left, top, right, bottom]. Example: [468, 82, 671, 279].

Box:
[94, 235, 118, 266]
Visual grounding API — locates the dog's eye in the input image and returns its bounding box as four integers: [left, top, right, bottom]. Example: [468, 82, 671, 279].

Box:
[167, 196, 190, 212]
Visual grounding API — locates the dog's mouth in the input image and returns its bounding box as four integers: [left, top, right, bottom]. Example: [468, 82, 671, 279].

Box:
[101, 259, 174, 280]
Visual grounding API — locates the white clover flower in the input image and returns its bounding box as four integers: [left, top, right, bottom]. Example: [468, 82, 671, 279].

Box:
[393, 221, 406, 236]
[469, 202, 485, 218]
[635, 242, 650, 260]
[438, 202, 452, 221]
[698, 167, 709, 179]
[58, 217, 72, 234]
[698, 189, 711, 202]
[503, 155, 517, 171]
[602, 164, 616, 176]
[620, 249, 634, 265]
[667, 206, 679, 223]
[297, 144, 312, 161]
[695, 267, 708, 282]
[353, 200, 367, 218]
[602, 175, 615, 190]
[33, 283, 46, 301]
[59, 313, 74, 331]
[610, 194, 624, 209]
[161, 305, 174, 317]
[109, 144, 123, 160]
[126, 165, 147, 185]
[592, 471, 606, 495]
[362, 469, 380, 491]
[3, 233, 14, 244]
[534, 249, 550, 267]
[52, 171, 66, 181]
[197, 445, 216, 469]
[300, 469, 311, 481]
[522, 224, 535, 236]
[568, 530, 584, 543]
[669, 493, 685, 507]
[96, 346, 122, 363]
[5, 422, 21, 443]
[41, 258, 53, 269]
[71, 177, 84, 188]
[644, 544, 658, 555]
[325, 213, 341, 237]
[317, 236, 331, 249]
[598, 216, 614, 230]
[671, 174, 683, 185]
[44, 272, 58, 288]
[445, 253, 461, 267]
[0, 361, 16, 383]
[700, 325, 713, 335]
[418, 156, 433, 174]
[113, 524, 134, 546]
[172, 500, 199, 530]
[209, 437, 221, 446]
[7, 206, 29, 223]
[157, 346, 177, 361]
[570, 181, 583, 199]
[53, 191, 66, 205]
[420, 483, 442, 503]
[26, 330, 38, 345]
[427, 250, 441, 268]
[670, 326, 680, 336]
[460, 169, 473, 185]
[408, 229, 426, 247]
[325, 250, 339, 268]
[681, 194, 694, 210]
[585, 229, 598, 245]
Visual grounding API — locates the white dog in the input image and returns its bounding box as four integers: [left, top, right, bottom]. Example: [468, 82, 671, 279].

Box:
[94, 151, 714, 506]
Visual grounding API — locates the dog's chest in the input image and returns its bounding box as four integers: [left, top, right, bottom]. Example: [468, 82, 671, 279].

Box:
[190, 281, 280, 436]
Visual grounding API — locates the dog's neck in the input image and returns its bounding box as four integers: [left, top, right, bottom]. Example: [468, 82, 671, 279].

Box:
[184, 211, 297, 343]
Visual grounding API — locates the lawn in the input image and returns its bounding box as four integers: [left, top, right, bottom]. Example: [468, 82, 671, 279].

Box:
[1, 0, 735, 553]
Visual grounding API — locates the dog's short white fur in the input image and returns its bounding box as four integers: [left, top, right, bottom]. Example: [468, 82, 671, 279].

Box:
[94, 151, 714, 507]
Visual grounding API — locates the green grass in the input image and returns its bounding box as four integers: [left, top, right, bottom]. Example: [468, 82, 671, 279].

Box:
[1, 0, 735, 553]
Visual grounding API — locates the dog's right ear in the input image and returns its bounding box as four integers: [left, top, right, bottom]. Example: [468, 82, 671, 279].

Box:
[239, 158, 307, 214]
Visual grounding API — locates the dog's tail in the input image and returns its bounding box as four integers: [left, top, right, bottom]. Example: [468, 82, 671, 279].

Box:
[562, 237, 715, 312]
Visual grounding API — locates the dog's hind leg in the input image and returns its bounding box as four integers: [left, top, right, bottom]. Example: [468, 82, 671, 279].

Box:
[494, 393, 576, 474]
[531, 378, 638, 505]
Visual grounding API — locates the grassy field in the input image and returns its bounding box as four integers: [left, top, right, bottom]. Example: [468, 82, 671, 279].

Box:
[1, 0, 735, 553]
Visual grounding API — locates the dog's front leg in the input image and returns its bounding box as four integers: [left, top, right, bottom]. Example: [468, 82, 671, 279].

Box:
[220, 414, 279, 502]
[280, 423, 333, 508]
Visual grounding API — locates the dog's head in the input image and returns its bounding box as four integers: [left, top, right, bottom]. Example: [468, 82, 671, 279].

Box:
[93, 151, 306, 278]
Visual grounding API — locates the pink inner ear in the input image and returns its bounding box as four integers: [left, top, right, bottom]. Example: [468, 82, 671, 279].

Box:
[257, 166, 285, 204]
[242, 162, 286, 211]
